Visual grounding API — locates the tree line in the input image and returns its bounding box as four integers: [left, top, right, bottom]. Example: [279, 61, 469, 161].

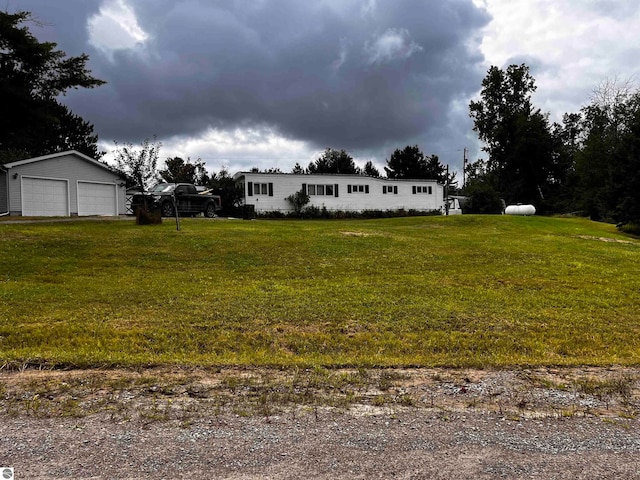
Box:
[467, 64, 640, 232]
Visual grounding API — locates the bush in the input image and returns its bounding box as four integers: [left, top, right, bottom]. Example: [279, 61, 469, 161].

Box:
[618, 222, 640, 236]
[463, 184, 504, 214]
[254, 208, 441, 220]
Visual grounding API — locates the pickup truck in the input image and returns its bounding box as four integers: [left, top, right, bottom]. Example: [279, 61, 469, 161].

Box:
[132, 183, 222, 218]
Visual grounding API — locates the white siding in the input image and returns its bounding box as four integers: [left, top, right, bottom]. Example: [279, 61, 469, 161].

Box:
[235, 173, 444, 213]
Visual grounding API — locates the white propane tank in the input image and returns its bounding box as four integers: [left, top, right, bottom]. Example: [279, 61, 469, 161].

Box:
[504, 204, 536, 216]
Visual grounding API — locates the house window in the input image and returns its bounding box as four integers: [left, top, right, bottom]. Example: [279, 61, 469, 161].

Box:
[347, 184, 369, 194]
[308, 184, 337, 196]
[248, 182, 273, 196]
[413, 186, 433, 194]
[253, 183, 269, 195]
[383, 186, 398, 194]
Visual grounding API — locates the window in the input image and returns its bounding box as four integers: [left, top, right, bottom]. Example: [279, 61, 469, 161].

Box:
[383, 186, 398, 194]
[254, 183, 268, 195]
[248, 182, 273, 196]
[413, 186, 433, 194]
[348, 184, 369, 194]
[307, 184, 338, 196]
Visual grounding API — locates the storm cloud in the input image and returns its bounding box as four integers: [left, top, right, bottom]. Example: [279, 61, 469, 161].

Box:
[10, 0, 489, 170]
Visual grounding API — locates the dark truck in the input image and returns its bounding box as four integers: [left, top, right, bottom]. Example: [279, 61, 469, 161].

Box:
[132, 183, 222, 218]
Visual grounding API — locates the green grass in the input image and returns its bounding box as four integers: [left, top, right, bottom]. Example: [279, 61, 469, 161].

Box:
[0, 215, 639, 368]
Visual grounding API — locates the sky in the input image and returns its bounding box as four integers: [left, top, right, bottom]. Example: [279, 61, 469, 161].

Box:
[8, 0, 640, 179]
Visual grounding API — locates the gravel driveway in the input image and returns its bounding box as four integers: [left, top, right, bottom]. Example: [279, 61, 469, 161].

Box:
[1, 367, 639, 479]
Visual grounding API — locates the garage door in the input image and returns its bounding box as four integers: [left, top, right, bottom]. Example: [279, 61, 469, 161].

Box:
[22, 177, 69, 216]
[78, 181, 117, 216]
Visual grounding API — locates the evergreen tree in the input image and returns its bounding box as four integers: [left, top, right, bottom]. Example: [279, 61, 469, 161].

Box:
[0, 10, 105, 161]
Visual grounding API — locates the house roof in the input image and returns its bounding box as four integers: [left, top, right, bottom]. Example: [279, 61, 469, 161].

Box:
[3, 150, 122, 177]
[233, 171, 441, 184]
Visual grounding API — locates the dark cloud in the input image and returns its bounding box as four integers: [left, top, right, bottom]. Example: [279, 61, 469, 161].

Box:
[16, 0, 490, 169]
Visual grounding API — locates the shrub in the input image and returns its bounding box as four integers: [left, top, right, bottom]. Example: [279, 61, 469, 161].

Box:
[618, 222, 640, 236]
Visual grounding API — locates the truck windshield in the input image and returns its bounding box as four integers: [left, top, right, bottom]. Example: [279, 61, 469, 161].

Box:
[149, 183, 175, 193]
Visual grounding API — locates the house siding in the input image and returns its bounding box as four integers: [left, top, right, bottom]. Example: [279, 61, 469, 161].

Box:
[235, 173, 444, 213]
[0, 170, 8, 213]
[7, 152, 125, 215]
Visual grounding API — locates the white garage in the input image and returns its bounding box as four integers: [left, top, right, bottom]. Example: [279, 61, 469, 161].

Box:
[77, 181, 118, 216]
[21, 177, 69, 216]
[1, 150, 126, 217]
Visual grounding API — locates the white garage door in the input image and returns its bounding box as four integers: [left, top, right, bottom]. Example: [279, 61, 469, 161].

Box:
[78, 181, 117, 216]
[22, 177, 69, 216]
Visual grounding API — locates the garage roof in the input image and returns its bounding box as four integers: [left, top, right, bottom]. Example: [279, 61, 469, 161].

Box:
[3, 150, 121, 176]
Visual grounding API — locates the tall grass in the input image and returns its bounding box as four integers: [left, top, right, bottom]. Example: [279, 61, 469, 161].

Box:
[0, 215, 638, 368]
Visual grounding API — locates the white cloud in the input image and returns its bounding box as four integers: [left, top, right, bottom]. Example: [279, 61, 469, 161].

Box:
[475, 0, 640, 120]
[88, 0, 149, 54]
[147, 127, 313, 174]
[364, 28, 423, 65]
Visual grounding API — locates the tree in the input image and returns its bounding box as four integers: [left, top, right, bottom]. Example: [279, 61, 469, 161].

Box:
[363, 160, 380, 178]
[469, 64, 557, 208]
[384, 145, 448, 182]
[574, 79, 640, 225]
[113, 136, 162, 189]
[292, 163, 305, 174]
[286, 189, 310, 215]
[159, 157, 207, 184]
[307, 148, 360, 174]
[0, 10, 105, 161]
[206, 167, 244, 211]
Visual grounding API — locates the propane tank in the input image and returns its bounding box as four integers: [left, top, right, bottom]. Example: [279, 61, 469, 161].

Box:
[504, 204, 536, 216]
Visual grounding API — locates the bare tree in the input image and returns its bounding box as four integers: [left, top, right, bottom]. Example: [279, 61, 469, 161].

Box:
[113, 136, 162, 190]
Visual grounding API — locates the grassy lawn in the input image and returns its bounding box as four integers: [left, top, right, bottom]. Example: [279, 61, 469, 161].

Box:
[1, 215, 638, 368]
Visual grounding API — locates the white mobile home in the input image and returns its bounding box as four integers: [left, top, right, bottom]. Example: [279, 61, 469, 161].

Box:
[233, 172, 445, 214]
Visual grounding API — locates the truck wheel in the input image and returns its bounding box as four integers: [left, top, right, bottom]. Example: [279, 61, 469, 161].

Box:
[161, 201, 175, 217]
[205, 203, 216, 218]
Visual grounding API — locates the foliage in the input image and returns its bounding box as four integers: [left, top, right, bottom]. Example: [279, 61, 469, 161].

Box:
[206, 167, 244, 212]
[113, 136, 162, 190]
[384, 145, 448, 182]
[363, 160, 381, 178]
[462, 180, 504, 214]
[0, 10, 105, 161]
[159, 157, 207, 184]
[291, 163, 305, 174]
[0, 216, 638, 368]
[574, 79, 640, 226]
[469, 64, 558, 209]
[286, 189, 310, 215]
[308, 148, 360, 174]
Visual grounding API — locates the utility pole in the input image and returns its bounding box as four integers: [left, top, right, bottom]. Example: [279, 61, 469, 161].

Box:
[462, 147, 467, 189]
[445, 164, 449, 216]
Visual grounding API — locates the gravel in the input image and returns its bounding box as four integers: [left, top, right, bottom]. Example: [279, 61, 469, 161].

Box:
[2, 410, 640, 479]
[1, 367, 639, 479]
